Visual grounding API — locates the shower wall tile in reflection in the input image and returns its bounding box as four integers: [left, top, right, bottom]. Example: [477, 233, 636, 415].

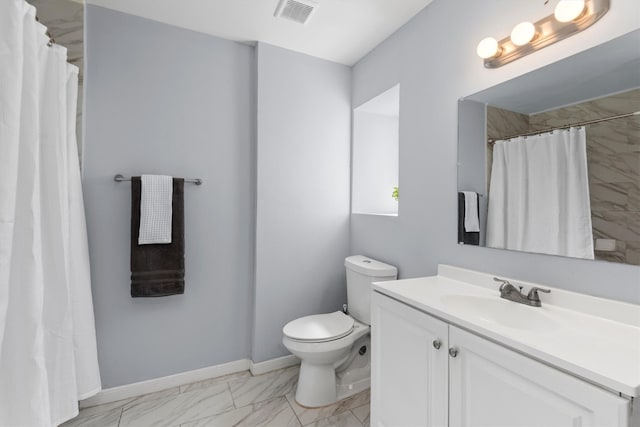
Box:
[530, 89, 640, 130]
[486, 106, 529, 140]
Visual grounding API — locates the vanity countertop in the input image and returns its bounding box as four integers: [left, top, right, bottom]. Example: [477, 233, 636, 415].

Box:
[373, 265, 640, 397]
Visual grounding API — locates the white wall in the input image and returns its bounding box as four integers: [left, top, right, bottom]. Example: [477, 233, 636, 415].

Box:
[352, 111, 399, 215]
[84, 6, 255, 387]
[351, 0, 640, 303]
[253, 43, 352, 362]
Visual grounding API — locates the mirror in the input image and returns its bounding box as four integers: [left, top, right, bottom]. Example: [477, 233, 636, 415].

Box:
[458, 30, 640, 265]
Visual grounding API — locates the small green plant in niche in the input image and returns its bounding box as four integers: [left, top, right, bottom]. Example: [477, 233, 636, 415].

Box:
[392, 186, 399, 202]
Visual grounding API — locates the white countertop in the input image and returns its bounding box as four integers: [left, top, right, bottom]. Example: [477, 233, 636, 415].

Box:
[373, 265, 640, 397]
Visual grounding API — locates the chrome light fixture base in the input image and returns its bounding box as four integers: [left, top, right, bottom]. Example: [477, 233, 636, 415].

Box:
[484, 0, 609, 68]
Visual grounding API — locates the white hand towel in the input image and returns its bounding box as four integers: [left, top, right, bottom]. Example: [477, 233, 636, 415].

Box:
[462, 191, 480, 232]
[138, 175, 173, 244]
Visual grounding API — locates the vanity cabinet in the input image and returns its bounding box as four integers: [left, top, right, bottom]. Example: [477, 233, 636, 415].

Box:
[449, 325, 629, 427]
[371, 291, 631, 427]
[371, 292, 449, 426]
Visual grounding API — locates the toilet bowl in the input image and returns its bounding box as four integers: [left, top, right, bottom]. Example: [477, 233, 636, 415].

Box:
[282, 255, 397, 408]
[283, 311, 370, 407]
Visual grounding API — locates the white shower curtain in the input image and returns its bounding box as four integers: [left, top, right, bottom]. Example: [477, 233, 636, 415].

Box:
[486, 127, 594, 259]
[0, 0, 101, 425]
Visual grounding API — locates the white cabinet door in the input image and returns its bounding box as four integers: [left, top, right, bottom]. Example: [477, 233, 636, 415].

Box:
[449, 326, 630, 427]
[371, 292, 449, 427]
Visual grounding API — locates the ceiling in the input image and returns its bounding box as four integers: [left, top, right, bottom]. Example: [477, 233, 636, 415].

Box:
[85, 0, 433, 65]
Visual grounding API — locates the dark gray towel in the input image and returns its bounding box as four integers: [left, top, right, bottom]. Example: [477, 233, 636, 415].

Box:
[131, 177, 185, 297]
[458, 192, 480, 245]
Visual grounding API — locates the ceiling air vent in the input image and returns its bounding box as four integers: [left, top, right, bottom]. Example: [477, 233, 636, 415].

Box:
[274, 0, 318, 25]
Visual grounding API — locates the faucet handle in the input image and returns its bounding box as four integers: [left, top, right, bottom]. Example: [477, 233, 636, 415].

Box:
[494, 277, 520, 292]
[493, 277, 510, 291]
[527, 287, 551, 302]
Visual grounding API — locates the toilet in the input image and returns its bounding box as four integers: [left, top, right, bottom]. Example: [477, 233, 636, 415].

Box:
[282, 255, 397, 408]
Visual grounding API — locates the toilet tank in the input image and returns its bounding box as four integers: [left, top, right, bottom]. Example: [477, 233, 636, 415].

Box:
[345, 255, 397, 325]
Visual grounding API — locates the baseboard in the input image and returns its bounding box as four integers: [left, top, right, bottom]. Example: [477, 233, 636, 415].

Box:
[80, 358, 251, 408]
[250, 354, 300, 376]
[80, 355, 301, 408]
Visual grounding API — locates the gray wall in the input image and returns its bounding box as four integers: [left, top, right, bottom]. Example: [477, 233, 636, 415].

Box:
[253, 43, 351, 362]
[351, 0, 640, 303]
[84, 6, 254, 387]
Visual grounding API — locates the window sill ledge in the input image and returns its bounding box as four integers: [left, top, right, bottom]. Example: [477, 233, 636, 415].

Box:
[351, 212, 398, 217]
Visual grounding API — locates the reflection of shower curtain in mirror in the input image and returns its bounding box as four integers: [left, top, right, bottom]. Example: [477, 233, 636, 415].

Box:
[0, 0, 101, 425]
[486, 128, 594, 259]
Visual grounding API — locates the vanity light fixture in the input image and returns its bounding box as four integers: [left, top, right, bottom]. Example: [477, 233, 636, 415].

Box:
[477, 0, 608, 68]
[554, 0, 586, 22]
[510, 22, 537, 46]
[476, 37, 500, 59]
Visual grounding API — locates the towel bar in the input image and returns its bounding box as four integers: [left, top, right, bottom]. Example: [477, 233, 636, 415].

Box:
[114, 174, 202, 186]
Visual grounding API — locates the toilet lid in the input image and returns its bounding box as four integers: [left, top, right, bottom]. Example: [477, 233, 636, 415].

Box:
[283, 311, 354, 342]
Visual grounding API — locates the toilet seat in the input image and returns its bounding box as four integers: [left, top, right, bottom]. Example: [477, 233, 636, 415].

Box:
[283, 311, 354, 343]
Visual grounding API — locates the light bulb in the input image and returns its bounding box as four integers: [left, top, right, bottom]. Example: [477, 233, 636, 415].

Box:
[510, 22, 536, 46]
[554, 0, 586, 22]
[476, 37, 500, 59]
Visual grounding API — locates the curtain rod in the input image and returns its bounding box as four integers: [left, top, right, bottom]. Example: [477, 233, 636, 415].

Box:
[113, 174, 203, 186]
[487, 110, 639, 144]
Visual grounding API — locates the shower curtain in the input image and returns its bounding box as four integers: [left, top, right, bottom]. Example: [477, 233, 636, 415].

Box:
[486, 127, 594, 259]
[0, 0, 101, 425]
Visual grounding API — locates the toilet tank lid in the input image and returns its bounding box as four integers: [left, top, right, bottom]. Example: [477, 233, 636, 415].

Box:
[345, 255, 397, 277]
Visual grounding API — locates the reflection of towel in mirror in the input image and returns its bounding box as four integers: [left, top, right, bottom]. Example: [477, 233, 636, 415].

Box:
[462, 191, 480, 232]
[458, 192, 480, 245]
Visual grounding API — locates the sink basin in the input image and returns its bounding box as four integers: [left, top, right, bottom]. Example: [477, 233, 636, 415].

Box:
[440, 294, 560, 332]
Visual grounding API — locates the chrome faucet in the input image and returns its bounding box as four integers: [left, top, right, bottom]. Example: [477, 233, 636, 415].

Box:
[494, 277, 551, 307]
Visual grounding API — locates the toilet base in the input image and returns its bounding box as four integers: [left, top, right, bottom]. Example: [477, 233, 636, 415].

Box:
[295, 362, 337, 407]
[294, 364, 370, 408]
[294, 335, 371, 408]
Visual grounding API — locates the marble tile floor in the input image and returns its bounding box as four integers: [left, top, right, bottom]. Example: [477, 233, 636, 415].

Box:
[62, 366, 370, 427]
